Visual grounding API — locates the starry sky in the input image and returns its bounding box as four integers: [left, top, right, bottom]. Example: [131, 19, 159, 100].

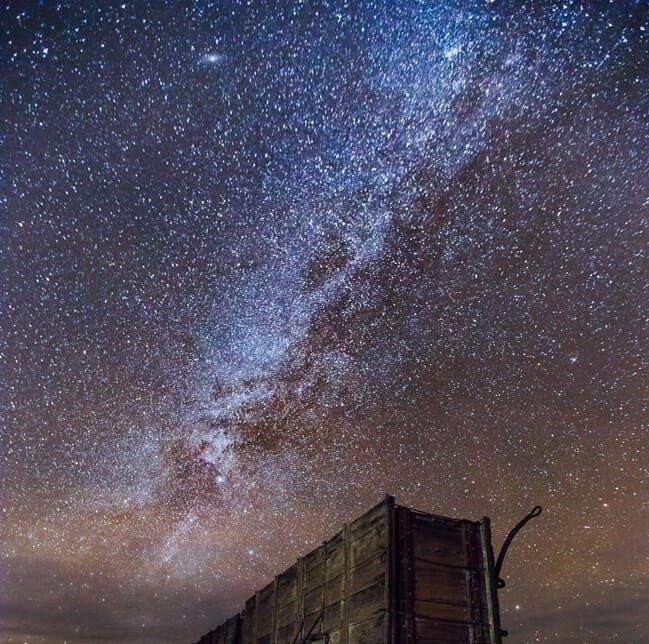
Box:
[2, 1, 648, 642]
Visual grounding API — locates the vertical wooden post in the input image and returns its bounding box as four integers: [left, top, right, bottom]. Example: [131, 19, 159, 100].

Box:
[296, 557, 305, 642]
[395, 506, 414, 643]
[463, 522, 481, 644]
[270, 576, 279, 644]
[479, 518, 503, 644]
[386, 496, 397, 644]
[253, 591, 260, 644]
[340, 522, 351, 644]
[322, 540, 328, 640]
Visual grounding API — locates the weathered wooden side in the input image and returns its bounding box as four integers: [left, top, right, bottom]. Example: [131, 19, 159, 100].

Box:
[194, 497, 503, 644]
[256, 582, 275, 644]
[400, 510, 502, 644]
[242, 595, 256, 644]
[395, 505, 414, 642]
[278, 497, 392, 644]
[479, 518, 503, 644]
[274, 562, 300, 642]
[239, 497, 392, 644]
[345, 499, 390, 644]
[302, 539, 325, 639]
[195, 613, 241, 644]
[217, 614, 243, 644]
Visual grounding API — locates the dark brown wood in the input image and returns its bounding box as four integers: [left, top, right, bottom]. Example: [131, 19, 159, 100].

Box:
[340, 521, 351, 644]
[479, 518, 503, 643]
[386, 496, 397, 644]
[193, 498, 502, 644]
[243, 596, 255, 644]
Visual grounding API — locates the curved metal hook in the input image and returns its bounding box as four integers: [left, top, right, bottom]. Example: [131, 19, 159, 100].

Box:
[495, 505, 542, 589]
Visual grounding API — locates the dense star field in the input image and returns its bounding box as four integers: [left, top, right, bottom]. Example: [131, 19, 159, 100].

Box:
[2, 1, 648, 642]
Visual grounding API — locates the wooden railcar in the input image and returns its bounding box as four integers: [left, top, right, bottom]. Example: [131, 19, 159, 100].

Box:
[193, 496, 503, 643]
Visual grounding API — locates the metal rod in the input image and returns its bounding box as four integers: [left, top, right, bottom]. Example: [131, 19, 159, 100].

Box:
[495, 506, 542, 589]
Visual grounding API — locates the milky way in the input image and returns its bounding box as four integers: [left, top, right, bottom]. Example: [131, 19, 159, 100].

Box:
[2, 1, 648, 643]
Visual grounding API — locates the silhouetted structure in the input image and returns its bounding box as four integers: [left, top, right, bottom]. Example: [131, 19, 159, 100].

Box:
[192, 496, 516, 643]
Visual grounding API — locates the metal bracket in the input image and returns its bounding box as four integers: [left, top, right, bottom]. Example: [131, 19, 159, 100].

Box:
[495, 506, 542, 590]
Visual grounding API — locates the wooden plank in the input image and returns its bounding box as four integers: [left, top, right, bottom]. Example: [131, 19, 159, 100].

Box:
[326, 532, 345, 579]
[255, 584, 274, 636]
[349, 552, 386, 595]
[276, 564, 298, 604]
[415, 615, 492, 642]
[276, 599, 297, 626]
[243, 596, 256, 644]
[413, 559, 469, 605]
[348, 581, 385, 624]
[414, 616, 471, 642]
[340, 522, 351, 644]
[412, 518, 468, 567]
[303, 611, 321, 635]
[350, 523, 387, 567]
[304, 561, 325, 592]
[258, 583, 274, 602]
[413, 598, 470, 622]
[304, 544, 325, 571]
[328, 629, 341, 644]
[275, 622, 294, 641]
[301, 542, 325, 640]
[350, 500, 388, 541]
[224, 615, 241, 644]
[210, 615, 238, 644]
[347, 612, 387, 644]
[275, 622, 296, 642]
[325, 572, 344, 605]
[304, 585, 323, 615]
[324, 600, 342, 631]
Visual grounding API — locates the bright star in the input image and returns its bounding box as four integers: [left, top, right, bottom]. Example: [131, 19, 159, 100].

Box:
[201, 53, 226, 66]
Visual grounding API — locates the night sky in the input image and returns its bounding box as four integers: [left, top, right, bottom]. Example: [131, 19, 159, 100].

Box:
[2, 1, 648, 642]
